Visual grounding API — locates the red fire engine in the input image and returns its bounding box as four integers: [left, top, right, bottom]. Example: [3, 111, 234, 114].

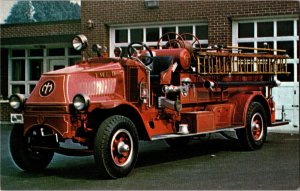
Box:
[9, 32, 289, 178]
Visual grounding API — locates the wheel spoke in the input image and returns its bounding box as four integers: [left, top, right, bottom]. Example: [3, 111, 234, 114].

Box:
[119, 157, 126, 164]
[123, 151, 129, 157]
[192, 39, 197, 45]
[167, 34, 171, 43]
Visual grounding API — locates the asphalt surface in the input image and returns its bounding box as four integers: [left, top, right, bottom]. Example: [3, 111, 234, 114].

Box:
[1, 124, 299, 190]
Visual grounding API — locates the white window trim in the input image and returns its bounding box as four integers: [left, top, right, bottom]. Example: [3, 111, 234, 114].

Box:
[233, 19, 298, 53]
[232, 18, 299, 83]
[8, 45, 81, 97]
[110, 23, 208, 57]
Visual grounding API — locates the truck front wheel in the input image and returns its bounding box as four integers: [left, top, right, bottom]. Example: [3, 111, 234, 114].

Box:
[10, 124, 54, 171]
[236, 102, 267, 150]
[94, 115, 139, 179]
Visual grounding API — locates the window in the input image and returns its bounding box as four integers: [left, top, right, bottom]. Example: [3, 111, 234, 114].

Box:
[238, 42, 254, 53]
[111, 23, 208, 57]
[257, 41, 274, 49]
[238, 23, 254, 38]
[115, 29, 128, 43]
[278, 64, 294, 82]
[162, 27, 176, 40]
[277, 41, 294, 58]
[277, 21, 294, 36]
[12, 85, 25, 94]
[257, 41, 274, 53]
[130, 29, 143, 42]
[68, 48, 81, 56]
[48, 48, 65, 56]
[233, 18, 299, 83]
[146, 28, 159, 42]
[69, 58, 81, 66]
[196, 25, 208, 40]
[11, 60, 25, 81]
[9, 47, 81, 97]
[257, 22, 273, 37]
[29, 59, 43, 81]
[29, 49, 43, 57]
[179, 26, 193, 40]
[12, 49, 25, 57]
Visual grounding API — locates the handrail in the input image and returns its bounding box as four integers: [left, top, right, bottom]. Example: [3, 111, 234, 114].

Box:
[226, 45, 286, 53]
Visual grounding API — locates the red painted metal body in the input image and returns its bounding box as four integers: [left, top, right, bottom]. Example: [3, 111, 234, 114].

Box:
[9, 33, 290, 178]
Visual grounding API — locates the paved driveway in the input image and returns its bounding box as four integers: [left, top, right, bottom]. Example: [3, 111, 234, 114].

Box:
[1, 124, 299, 190]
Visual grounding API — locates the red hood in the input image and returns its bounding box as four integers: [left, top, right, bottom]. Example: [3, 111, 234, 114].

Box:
[26, 61, 125, 105]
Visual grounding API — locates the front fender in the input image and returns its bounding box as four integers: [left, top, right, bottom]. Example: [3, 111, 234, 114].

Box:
[88, 101, 151, 141]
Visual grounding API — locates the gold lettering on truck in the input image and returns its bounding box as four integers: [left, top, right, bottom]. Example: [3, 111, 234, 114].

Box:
[95, 71, 116, 78]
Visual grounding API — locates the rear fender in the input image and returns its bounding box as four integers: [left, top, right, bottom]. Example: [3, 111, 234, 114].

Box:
[228, 92, 271, 126]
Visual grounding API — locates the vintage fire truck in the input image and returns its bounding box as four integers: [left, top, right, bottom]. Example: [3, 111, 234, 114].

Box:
[9, 32, 289, 178]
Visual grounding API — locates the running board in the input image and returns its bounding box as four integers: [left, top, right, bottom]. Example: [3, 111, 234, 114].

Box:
[151, 126, 244, 141]
[269, 120, 290, 127]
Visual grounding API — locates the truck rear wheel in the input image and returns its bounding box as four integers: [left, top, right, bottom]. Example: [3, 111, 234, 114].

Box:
[10, 124, 54, 171]
[94, 115, 139, 179]
[236, 102, 267, 150]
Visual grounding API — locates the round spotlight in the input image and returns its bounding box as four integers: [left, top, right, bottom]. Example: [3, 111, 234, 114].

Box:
[9, 94, 26, 111]
[72, 34, 88, 51]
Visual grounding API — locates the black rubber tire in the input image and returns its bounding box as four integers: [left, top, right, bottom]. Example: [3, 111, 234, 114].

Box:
[236, 102, 267, 150]
[94, 115, 139, 179]
[10, 124, 54, 171]
[165, 137, 191, 148]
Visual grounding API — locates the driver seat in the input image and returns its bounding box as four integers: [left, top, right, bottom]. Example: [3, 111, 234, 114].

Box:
[150, 56, 174, 84]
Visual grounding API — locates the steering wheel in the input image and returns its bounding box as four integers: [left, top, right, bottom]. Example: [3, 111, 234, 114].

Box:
[157, 32, 185, 49]
[127, 42, 154, 66]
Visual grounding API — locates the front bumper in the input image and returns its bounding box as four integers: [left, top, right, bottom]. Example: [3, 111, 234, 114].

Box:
[11, 112, 73, 139]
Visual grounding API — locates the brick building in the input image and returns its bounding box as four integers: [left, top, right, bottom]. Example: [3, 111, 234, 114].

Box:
[0, 1, 299, 131]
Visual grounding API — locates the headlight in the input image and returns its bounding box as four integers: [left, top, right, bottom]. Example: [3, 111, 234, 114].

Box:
[72, 34, 88, 51]
[73, 94, 90, 111]
[9, 94, 26, 111]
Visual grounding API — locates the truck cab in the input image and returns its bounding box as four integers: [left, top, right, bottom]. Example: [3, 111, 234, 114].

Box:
[9, 32, 289, 178]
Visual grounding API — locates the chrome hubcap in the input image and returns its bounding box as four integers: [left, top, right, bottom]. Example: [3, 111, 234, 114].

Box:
[110, 129, 133, 167]
[251, 112, 263, 141]
[117, 141, 130, 155]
